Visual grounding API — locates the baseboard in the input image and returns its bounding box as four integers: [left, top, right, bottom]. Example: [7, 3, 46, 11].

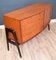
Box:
[51, 19, 56, 23]
[0, 25, 5, 29]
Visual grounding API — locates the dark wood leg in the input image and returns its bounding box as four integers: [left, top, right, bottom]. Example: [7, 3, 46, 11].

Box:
[12, 31, 22, 58]
[16, 44, 22, 58]
[5, 28, 22, 58]
[5, 29, 9, 51]
[48, 24, 50, 30]
[7, 39, 9, 51]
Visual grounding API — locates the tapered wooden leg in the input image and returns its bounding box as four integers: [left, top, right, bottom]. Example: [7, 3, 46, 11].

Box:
[48, 24, 50, 30]
[5, 28, 22, 58]
[12, 31, 22, 58]
[16, 44, 22, 58]
[5, 29, 9, 51]
[7, 39, 9, 51]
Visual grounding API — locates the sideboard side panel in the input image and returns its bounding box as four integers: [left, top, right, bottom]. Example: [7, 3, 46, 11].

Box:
[44, 5, 52, 28]
[3, 16, 22, 43]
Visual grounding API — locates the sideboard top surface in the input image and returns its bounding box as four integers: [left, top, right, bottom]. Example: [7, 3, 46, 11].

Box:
[3, 3, 51, 20]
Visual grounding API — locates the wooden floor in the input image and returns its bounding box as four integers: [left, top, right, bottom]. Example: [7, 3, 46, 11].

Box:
[0, 20, 56, 60]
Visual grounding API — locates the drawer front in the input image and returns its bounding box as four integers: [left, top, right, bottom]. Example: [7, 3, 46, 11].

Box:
[21, 12, 44, 43]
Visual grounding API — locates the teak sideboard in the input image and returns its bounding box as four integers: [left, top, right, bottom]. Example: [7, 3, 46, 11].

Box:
[3, 3, 52, 58]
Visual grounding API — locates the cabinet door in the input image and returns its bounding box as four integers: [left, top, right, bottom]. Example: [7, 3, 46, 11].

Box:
[21, 12, 44, 43]
[44, 6, 52, 27]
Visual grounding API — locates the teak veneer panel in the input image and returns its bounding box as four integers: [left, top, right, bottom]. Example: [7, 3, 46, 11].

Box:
[21, 12, 44, 43]
[3, 3, 52, 44]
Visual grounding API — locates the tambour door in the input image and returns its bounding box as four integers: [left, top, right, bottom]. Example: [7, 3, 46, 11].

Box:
[21, 12, 44, 43]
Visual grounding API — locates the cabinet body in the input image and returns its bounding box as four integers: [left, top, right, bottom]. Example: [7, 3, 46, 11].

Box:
[3, 3, 52, 44]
